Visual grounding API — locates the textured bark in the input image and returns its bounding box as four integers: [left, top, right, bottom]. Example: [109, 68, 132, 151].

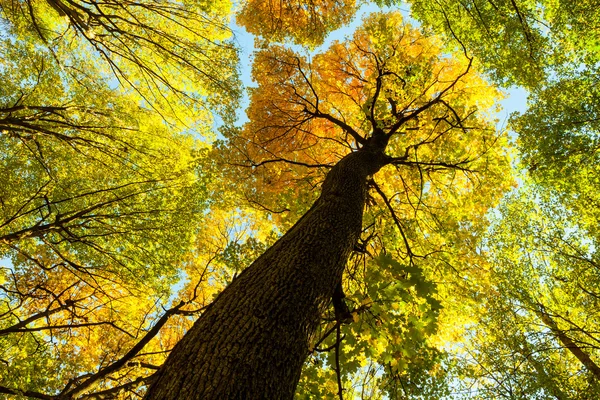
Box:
[145, 144, 388, 399]
[537, 305, 600, 380]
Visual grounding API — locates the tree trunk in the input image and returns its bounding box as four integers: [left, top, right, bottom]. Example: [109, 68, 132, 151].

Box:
[537, 304, 600, 380]
[145, 145, 388, 399]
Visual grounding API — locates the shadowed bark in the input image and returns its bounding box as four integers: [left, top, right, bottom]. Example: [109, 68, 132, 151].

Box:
[145, 140, 389, 399]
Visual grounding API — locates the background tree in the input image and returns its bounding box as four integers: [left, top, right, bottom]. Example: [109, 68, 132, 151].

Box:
[236, 0, 406, 48]
[406, 0, 600, 397]
[444, 186, 600, 399]
[236, 0, 359, 47]
[0, 0, 241, 397]
[410, 0, 600, 87]
[0, 0, 240, 126]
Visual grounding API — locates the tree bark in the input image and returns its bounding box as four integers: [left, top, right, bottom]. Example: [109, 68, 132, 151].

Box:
[537, 304, 600, 380]
[145, 145, 388, 399]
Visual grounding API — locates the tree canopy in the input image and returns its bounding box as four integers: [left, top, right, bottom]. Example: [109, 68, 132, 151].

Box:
[1, 0, 599, 399]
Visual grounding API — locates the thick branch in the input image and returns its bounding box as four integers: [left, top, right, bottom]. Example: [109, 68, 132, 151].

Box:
[389, 158, 474, 172]
[233, 157, 332, 169]
[305, 108, 367, 147]
[0, 303, 70, 336]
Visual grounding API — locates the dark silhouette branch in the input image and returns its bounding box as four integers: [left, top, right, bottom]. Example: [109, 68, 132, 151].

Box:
[334, 323, 344, 400]
[290, 56, 367, 146]
[232, 157, 332, 170]
[244, 194, 290, 214]
[306, 108, 368, 146]
[63, 300, 207, 398]
[389, 159, 474, 173]
[77, 373, 157, 400]
[0, 385, 54, 400]
[372, 181, 417, 260]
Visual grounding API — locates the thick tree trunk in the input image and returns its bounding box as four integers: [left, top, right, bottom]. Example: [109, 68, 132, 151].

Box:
[145, 145, 388, 399]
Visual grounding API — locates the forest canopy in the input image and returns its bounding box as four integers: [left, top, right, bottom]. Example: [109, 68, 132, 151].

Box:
[1, 0, 599, 399]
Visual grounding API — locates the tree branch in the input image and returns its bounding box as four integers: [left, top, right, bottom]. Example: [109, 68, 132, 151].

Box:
[334, 323, 344, 400]
[64, 301, 206, 398]
[372, 181, 416, 260]
[0, 385, 54, 400]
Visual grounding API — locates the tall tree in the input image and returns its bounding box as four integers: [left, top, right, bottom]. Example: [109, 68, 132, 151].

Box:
[146, 12, 512, 399]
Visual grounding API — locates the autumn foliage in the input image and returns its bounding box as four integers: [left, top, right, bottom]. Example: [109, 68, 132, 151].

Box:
[1, 0, 600, 398]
